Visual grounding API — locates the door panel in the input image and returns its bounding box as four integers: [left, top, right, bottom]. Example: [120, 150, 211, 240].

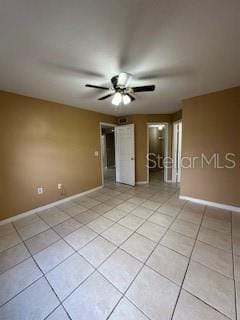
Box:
[115, 124, 135, 186]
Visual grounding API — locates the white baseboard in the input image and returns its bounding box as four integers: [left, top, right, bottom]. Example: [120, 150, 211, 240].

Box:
[180, 195, 240, 213]
[136, 181, 148, 185]
[0, 185, 103, 226]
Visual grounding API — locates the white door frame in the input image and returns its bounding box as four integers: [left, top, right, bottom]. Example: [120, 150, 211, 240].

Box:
[172, 120, 182, 183]
[99, 122, 117, 186]
[146, 122, 169, 183]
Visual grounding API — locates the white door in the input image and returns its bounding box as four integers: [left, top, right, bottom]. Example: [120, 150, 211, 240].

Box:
[115, 124, 135, 186]
[172, 121, 182, 183]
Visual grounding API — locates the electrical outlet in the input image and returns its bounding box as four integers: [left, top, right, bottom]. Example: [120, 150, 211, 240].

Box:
[37, 187, 43, 195]
[58, 184, 62, 190]
[94, 151, 99, 156]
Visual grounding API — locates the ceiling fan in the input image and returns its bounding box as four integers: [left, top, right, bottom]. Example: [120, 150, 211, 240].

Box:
[85, 72, 155, 106]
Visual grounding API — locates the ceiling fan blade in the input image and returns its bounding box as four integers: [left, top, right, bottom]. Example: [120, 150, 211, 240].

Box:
[132, 85, 155, 92]
[127, 93, 135, 102]
[85, 84, 109, 90]
[98, 93, 114, 100]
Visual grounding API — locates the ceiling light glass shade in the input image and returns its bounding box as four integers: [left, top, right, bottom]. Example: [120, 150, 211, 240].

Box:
[158, 124, 165, 131]
[112, 92, 122, 105]
[123, 94, 131, 105]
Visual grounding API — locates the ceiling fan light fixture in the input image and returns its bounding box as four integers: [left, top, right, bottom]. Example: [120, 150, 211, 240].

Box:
[112, 92, 122, 105]
[123, 94, 131, 105]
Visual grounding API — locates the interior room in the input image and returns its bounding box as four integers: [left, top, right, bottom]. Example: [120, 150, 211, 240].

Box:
[101, 124, 116, 184]
[0, 1, 239, 320]
[148, 124, 167, 182]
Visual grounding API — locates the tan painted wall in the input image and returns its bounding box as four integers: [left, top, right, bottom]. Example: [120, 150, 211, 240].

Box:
[0, 91, 116, 220]
[181, 87, 240, 207]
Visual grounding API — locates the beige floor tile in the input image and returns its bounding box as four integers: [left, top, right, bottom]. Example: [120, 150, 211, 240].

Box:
[79, 236, 116, 267]
[147, 245, 189, 285]
[183, 261, 235, 319]
[64, 226, 97, 250]
[157, 205, 181, 217]
[170, 219, 199, 239]
[103, 208, 128, 222]
[13, 214, 41, 230]
[234, 255, 240, 281]
[0, 231, 22, 253]
[177, 211, 202, 225]
[34, 239, 74, 273]
[160, 230, 195, 257]
[39, 210, 69, 227]
[184, 202, 205, 214]
[63, 271, 122, 320]
[205, 207, 231, 221]
[18, 220, 49, 240]
[87, 216, 114, 233]
[126, 266, 179, 320]
[0, 258, 42, 306]
[0, 243, 30, 274]
[104, 198, 124, 206]
[78, 197, 101, 209]
[102, 223, 133, 246]
[137, 221, 166, 242]
[236, 281, 240, 320]
[99, 249, 142, 293]
[121, 233, 155, 262]
[63, 204, 88, 217]
[131, 206, 153, 219]
[53, 218, 82, 237]
[0, 278, 59, 320]
[117, 202, 138, 213]
[173, 290, 230, 320]
[92, 203, 112, 214]
[192, 241, 233, 278]
[118, 214, 145, 231]
[25, 228, 61, 255]
[46, 306, 70, 320]
[128, 197, 145, 205]
[202, 217, 231, 234]
[74, 210, 100, 224]
[148, 212, 174, 227]
[46, 253, 94, 300]
[109, 298, 148, 319]
[198, 226, 232, 252]
[142, 200, 160, 210]
[0, 223, 15, 237]
[56, 200, 78, 210]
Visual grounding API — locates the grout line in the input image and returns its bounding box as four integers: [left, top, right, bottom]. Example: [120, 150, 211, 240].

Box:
[105, 190, 185, 319]
[0, 183, 183, 319]
[10, 223, 73, 320]
[170, 205, 207, 319]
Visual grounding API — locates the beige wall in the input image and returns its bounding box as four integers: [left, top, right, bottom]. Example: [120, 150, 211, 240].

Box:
[0, 91, 116, 220]
[181, 87, 240, 207]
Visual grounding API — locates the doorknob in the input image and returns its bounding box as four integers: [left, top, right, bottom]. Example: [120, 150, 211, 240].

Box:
[131, 157, 134, 160]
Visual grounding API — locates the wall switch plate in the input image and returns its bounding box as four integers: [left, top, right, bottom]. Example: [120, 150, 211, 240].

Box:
[37, 187, 43, 195]
[58, 184, 62, 190]
[94, 151, 99, 156]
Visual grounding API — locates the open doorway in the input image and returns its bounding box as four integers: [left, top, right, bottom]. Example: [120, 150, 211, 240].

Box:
[147, 123, 168, 183]
[100, 123, 116, 185]
[172, 121, 182, 183]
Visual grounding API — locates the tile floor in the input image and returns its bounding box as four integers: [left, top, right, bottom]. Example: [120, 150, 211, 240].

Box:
[0, 178, 239, 320]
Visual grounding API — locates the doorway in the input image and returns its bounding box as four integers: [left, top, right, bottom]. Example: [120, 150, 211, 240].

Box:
[172, 121, 182, 183]
[100, 123, 116, 185]
[147, 123, 168, 183]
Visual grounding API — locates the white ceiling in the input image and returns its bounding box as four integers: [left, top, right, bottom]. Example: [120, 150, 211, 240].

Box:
[0, 0, 239, 115]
